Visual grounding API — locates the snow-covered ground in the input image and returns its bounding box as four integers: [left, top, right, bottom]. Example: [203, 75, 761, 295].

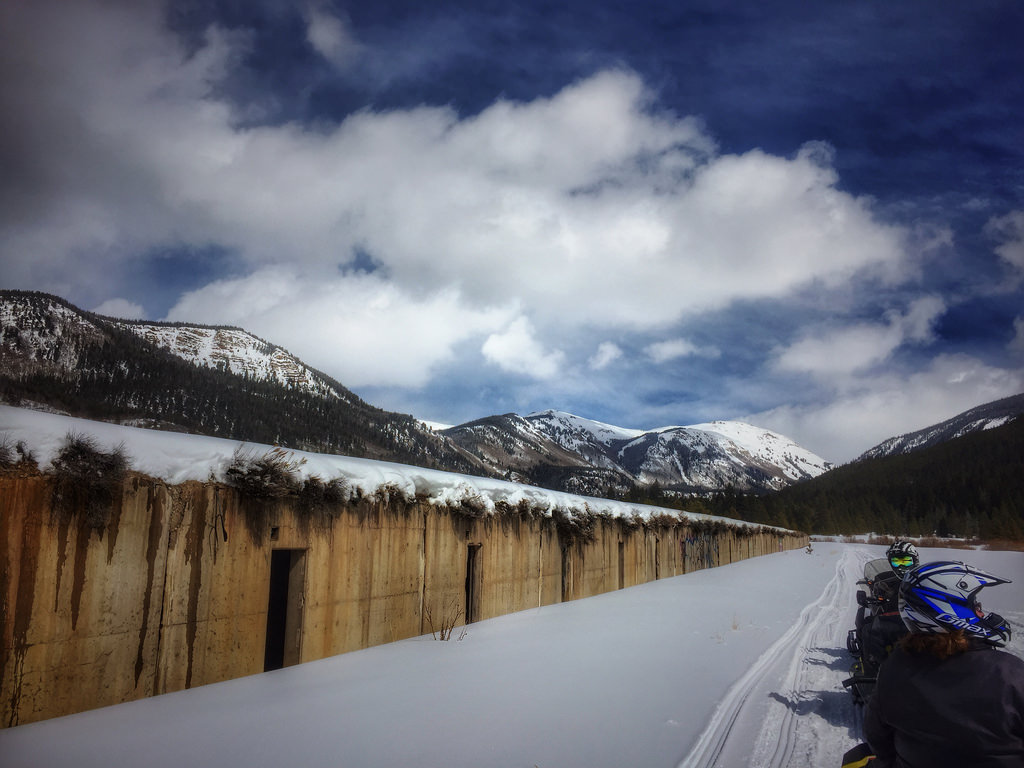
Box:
[3, 543, 1022, 768]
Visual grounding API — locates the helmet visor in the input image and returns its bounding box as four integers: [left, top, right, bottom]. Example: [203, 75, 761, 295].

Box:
[890, 555, 915, 568]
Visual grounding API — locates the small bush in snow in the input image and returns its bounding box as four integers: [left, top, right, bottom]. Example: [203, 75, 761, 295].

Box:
[648, 512, 682, 528]
[553, 508, 598, 544]
[224, 446, 304, 499]
[424, 597, 466, 641]
[0, 436, 38, 471]
[16, 440, 37, 469]
[51, 432, 130, 531]
[297, 475, 348, 532]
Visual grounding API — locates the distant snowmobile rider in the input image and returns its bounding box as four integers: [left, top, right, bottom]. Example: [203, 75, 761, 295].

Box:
[885, 539, 919, 578]
[863, 561, 1024, 767]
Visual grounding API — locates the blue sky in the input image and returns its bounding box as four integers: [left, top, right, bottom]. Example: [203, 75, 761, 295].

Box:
[2, 0, 1023, 463]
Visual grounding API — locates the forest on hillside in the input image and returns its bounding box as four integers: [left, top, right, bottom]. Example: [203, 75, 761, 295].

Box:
[621, 417, 1024, 539]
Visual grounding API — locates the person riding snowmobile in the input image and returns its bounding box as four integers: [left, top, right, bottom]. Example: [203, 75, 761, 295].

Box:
[845, 541, 920, 702]
[862, 541, 918, 662]
[866, 540, 920, 609]
[862, 560, 1024, 767]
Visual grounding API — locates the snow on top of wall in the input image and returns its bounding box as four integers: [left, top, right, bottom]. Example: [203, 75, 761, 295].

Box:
[0, 405, 792, 532]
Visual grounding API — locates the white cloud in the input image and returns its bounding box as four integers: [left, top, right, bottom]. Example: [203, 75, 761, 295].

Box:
[482, 317, 565, 380]
[589, 342, 622, 370]
[1, 1, 914, 348]
[773, 297, 945, 378]
[165, 268, 511, 388]
[645, 338, 719, 363]
[987, 210, 1024, 273]
[1010, 317, 1024, 358]
[751, 354, 1024, 463]
[92, 298, 146, 320]
[304, 3, 362, 68]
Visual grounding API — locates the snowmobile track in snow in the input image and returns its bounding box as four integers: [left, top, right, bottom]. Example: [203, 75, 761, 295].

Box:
[678, 547, 867, 768]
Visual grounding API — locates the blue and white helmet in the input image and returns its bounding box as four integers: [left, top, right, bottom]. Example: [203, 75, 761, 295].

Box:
[898, 561, 1013, 647]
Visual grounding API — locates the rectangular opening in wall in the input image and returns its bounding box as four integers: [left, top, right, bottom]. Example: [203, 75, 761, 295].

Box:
[617, 541, 625, 590]
[561, 546, 570, 603]
[465, 544, 482, 624]
[264, 549, 306, 672]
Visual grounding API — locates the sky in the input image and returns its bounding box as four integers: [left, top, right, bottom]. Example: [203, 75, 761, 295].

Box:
[2, 0, 1024, 464]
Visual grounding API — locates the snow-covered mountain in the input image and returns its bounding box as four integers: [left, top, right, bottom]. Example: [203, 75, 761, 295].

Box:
[445, 409, 832, 494]
[0, 290, 484, 474]
[1, 291, 346, 401]
[2, 290, 831, 496]
[0, 291, 107, 376]
[858, 393, 1024, 460]
[112, 322, 353, 402]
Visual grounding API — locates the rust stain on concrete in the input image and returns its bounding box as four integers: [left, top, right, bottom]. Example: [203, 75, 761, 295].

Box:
[184, 488, 206, 689]
[5, 494, 42, 727]
[135, 486, 165, 688]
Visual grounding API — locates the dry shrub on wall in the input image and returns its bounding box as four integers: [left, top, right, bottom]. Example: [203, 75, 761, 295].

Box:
[689, 519, 744, 537]
[455, 491, 490, 519]
[552, 507, 598, 544]
[224, 446, 304, 499]
[224, 446, 302, 543]
[50, 432, 130, 531]
[647, 512, 683, 529]
[619, 512, 644, 532]
[0, 435, 39, 472]
[297, 476, 348, 533]
[224, 446, 350, 539]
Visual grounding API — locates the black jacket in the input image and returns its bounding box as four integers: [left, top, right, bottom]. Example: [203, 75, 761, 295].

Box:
[864, 641, 1024, 767]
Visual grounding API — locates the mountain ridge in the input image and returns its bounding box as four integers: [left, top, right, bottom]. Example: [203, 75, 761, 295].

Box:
[443, 409, 832, 494]
[2, 289, 829, 496]
[857, 392, 1024, 461]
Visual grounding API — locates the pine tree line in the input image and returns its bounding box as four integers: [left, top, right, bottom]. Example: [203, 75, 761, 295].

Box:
[618, 417, 1024, 539]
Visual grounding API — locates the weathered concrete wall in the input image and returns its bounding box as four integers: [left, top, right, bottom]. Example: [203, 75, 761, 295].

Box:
[0, 476, 173, 725]
[1, 472, 807, 727]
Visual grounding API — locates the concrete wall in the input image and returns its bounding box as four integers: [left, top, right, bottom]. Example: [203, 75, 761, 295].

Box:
[1, 473, 807, 727]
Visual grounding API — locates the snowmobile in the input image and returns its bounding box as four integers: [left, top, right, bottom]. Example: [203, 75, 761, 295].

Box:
[840, 743, 875, 767]
[842, 557, 908, 705]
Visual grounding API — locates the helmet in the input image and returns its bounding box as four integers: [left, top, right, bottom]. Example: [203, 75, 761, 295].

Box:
[898, 561, 1013, 647]
[886, 539, 919, 576]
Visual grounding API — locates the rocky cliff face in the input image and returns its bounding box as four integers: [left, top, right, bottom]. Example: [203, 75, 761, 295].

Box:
[0, 292, 107, 377]
[113, 323, 353, 402]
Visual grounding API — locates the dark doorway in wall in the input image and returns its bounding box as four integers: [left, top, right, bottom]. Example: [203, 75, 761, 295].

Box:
[618, 541, 625, 590]
[264, 549, 306, 672]
[561, 545, 570, 603]
[465, 544, 482, 624]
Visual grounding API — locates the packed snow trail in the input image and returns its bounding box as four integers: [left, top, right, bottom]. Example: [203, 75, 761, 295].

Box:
[678, 546, 869, 768]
